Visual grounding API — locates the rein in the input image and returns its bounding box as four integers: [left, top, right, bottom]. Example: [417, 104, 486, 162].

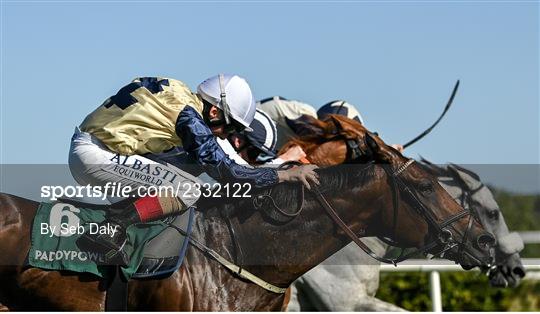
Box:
[253, 185, 305, 219]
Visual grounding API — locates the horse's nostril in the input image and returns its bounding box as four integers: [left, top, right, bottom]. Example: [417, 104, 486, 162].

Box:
[477, 233, 496, 249]
[513, 266, 526, 278]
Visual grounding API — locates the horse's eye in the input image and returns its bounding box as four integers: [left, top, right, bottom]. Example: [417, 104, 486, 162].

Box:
[419, 181, 434, 195]
[487, 210, 499, 220]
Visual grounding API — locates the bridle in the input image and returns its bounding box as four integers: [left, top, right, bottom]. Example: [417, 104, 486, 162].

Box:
[313, 158, 477, 265]
[452, 176, 499, 274]
[310, 128, 486, 265]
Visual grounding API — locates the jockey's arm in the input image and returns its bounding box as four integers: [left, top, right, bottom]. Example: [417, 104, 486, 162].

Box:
[177, 106, 318, 188]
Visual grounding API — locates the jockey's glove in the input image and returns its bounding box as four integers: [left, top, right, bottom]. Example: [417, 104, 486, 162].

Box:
[278, 164, 320, 190]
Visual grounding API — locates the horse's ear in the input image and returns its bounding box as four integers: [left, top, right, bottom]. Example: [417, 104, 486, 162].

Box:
[447, 163, 482, 190]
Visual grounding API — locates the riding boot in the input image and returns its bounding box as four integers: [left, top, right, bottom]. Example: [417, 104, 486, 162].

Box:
[78, 203, 142, 267]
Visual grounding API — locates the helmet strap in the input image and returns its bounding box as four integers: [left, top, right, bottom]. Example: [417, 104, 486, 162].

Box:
[337, 100, 346, 113]
[219, 74, 232, 125]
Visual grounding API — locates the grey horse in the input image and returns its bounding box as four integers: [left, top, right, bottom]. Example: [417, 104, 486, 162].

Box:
[287, 160, 526, 311]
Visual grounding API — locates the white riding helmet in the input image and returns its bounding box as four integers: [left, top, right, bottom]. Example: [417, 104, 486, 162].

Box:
[197, 74, 257, 132]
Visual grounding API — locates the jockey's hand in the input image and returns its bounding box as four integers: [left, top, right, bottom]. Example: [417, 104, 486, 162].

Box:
[278, 164, 320, 190]
[278, 145, 307, 162]
[391, 144, 404, 153]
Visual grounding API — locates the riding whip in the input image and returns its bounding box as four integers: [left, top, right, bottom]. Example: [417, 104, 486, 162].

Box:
[403, 80, 460, 148]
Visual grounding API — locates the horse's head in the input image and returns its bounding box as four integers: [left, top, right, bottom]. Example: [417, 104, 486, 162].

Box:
[444, 164, 526, 286]
[359, 133, 496, 269]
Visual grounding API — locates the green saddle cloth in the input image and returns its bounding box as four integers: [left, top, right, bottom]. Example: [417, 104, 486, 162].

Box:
[28, 202, 168, 280]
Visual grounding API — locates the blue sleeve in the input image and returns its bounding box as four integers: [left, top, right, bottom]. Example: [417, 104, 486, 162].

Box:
[175, 106, 279, 188]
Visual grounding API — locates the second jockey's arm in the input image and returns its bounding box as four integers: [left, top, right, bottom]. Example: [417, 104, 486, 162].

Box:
[176, 106, 319, 189]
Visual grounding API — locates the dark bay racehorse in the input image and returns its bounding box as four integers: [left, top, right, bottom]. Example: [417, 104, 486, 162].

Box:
[278, 115, 524, 311]
[287, 162, 526, 311]
[0, 130, 495, 310]
[281, 115, 524, 284]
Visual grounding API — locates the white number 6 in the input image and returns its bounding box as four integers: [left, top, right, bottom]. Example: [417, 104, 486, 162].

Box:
[49, 203, 80, 237]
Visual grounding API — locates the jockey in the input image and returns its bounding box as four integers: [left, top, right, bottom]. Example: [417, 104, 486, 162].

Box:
[317, 100, 404, 153]
[225, 109, 307, 165]
[256, 96, 317, 149]
[68, 75, 319, 265]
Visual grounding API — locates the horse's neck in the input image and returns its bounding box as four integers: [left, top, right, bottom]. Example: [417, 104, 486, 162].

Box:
[195, 175, 387, 288]
[185, 213, 284, 310]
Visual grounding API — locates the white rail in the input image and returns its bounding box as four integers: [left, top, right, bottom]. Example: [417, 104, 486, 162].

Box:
[517, 231, 540, 244]
[379, 232, 540, 312]
[380, 258, 540, 312]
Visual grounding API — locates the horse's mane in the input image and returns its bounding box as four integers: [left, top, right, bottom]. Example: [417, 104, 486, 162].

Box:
[274, 163, 376, 197]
